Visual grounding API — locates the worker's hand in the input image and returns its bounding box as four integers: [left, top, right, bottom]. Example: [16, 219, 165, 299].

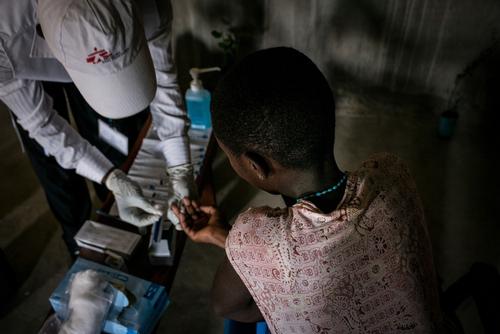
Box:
[104, 169, 162, 227]
[166, 163, 197, 230]
[171, 198, 228, 249]
[59, 270, 111, 334]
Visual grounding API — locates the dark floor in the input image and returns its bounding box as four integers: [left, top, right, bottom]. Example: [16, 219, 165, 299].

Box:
[0, 89, 498, 333]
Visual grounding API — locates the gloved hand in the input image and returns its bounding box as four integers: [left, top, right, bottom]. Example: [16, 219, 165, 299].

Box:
[104, 169, 162, 227]
[166, 163, 197, 230]
[59, 270, 111, 334]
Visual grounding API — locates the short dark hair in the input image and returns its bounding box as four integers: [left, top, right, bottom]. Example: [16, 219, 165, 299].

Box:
[212, 47, 335, 169]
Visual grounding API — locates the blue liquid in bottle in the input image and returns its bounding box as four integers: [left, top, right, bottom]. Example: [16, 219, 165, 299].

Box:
[185, 67, 220, 130]
[186, 88, 211, 130]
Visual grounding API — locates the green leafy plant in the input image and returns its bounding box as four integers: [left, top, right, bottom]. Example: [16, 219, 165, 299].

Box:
[211, 29, 239, 68]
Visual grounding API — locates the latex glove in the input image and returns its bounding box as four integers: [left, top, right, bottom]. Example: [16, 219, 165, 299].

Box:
[166, 163, 197, 230]
[59, 270, 111, 334]
[105, 169, 162, 227]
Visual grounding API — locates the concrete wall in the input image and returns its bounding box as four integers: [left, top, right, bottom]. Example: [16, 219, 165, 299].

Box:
[171, 0, 500, 102]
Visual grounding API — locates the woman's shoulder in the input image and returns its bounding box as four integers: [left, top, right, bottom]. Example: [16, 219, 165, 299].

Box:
[340, 152, 419, 218]
[227, 206, 290, 247]
[234, 206, 289, 230]
[354, 152, 415, 190]
[359, 152, 409, 175]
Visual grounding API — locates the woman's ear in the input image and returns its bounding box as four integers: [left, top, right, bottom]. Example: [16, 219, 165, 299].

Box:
[243, 151, 270, 180]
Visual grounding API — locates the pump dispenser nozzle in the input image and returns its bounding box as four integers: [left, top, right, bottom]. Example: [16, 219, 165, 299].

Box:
[189, 67, 221, 91]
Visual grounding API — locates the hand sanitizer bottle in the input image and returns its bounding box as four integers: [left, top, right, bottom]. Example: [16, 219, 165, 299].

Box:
[185, 67, 221, 130]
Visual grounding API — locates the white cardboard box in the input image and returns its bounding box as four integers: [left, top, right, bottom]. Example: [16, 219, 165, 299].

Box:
[74, 220, 141, 257]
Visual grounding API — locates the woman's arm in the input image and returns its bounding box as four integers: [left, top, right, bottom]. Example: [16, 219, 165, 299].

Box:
[211, 255, 263, 323]
[171, 198, 263, 322]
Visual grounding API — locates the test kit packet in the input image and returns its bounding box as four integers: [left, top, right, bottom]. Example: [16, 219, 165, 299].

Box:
[49, 258, 170, 334]
[74, 220, 141, 258]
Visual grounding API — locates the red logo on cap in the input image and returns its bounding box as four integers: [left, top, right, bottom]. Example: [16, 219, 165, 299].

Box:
[86, 48, 112, 64]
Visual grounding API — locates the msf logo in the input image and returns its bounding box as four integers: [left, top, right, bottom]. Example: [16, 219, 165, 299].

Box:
[86, 47, 112, 64]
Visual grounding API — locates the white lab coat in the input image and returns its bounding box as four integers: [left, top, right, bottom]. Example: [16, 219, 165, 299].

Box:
[0, 0, 189, 183]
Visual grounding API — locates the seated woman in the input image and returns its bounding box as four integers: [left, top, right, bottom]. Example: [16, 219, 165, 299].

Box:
[173, 47, 451, 333]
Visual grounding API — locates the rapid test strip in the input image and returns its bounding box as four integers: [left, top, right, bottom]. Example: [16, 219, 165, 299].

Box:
[150, 217, 163, 245]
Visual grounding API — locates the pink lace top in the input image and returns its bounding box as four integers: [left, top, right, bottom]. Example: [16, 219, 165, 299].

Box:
[226, 153, 444, 333]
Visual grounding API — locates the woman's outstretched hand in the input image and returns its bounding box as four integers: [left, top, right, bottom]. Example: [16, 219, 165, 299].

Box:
[171, 197, 229, 249]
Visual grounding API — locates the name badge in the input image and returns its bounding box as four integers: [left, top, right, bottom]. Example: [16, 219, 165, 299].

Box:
[98, 119, 129, 156]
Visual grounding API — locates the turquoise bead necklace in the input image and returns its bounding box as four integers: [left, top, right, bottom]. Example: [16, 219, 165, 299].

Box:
[296, 173, 347, 203]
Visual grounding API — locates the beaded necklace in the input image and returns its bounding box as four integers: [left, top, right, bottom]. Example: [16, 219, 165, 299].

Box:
[296, 173, 347, 203]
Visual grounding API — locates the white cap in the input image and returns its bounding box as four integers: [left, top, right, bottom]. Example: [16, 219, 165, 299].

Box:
[37, 0, 156, 119]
